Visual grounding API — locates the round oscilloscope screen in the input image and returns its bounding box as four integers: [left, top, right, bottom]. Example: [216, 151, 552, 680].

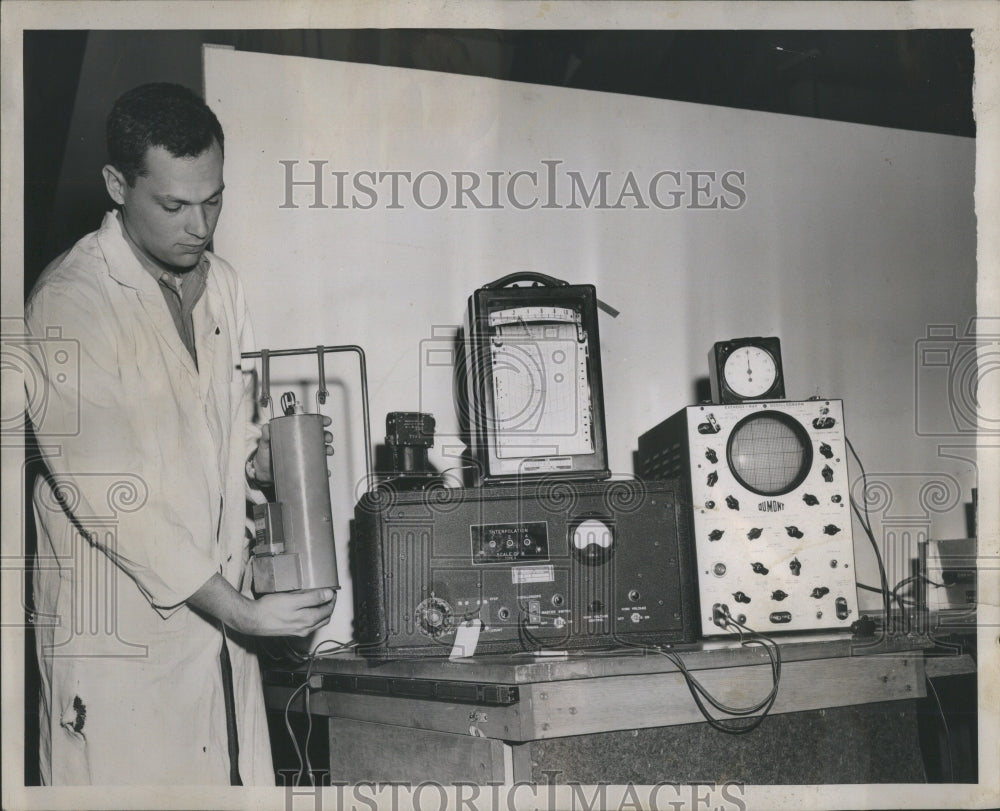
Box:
[726, 411, 813, 496]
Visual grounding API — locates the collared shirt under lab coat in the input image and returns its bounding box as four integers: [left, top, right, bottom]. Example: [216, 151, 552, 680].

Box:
[25, 211, 273, 785]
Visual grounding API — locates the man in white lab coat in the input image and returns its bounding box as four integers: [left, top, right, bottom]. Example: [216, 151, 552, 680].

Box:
[25, 83, 335, 785]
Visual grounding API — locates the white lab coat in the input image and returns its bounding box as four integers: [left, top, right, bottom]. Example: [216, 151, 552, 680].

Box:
[25, 211, 274, 785]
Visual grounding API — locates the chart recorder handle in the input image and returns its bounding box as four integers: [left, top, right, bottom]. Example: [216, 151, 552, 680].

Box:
[483, 271, 569, 289]
[482, 272, 620, 318]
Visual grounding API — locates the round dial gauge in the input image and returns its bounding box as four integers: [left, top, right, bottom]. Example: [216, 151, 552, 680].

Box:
[723, 346, 778, 398]
[570, 518, 615, 564]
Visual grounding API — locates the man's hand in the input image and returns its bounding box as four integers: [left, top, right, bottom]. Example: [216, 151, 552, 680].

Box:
[249, 416, 333, 486]
[248, 588, 337, 637]
[188, 573, 336, 637]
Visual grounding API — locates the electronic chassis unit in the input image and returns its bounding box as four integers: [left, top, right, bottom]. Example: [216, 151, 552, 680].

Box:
[351, 478, 698, 657]
[638, 400, 859, 636]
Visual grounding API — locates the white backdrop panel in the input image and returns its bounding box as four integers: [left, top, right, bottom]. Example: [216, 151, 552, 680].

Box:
[205, 46, 976, 638]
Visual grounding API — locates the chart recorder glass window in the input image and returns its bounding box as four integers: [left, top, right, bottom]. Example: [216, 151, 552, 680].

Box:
[463, 272, 611, 483]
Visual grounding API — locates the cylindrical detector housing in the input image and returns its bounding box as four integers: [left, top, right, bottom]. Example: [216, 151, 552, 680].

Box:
[270, 413, 339, 590]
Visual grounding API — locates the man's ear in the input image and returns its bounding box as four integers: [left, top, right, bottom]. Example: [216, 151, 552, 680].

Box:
[102, 164, 128, 205]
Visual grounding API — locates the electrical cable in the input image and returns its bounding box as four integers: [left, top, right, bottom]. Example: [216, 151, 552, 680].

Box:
[512, 597, 781, 734]
[612, 610, 782, 735]
[925, 675, 955, 782]
[516, 612, 574, 653]
[892, 572, 945, 610]
[438, 464, 480, 480]
[858, 573, 947, 615]
[846, 436, 892, 632]
[281, 636, 357, 787]
[283, 680, 308, 785]
[303, 638, 356, 785]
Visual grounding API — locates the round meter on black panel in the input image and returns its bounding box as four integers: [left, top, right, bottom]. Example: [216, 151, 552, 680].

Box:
[711, 337, 785, 403]
[723, 346, 778, 399]
[570, 516, 615, 565]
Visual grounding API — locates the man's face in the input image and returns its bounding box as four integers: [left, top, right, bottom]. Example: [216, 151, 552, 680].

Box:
[106, 141, 224, 273]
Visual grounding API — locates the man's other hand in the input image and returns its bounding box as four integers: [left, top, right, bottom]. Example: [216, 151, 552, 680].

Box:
[187, 573, 336, 638]
[249, 416, 333, 485]
[249, 588, 337, 637]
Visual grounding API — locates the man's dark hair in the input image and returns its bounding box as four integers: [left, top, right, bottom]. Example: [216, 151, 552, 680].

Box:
[107, 82, 224, 185]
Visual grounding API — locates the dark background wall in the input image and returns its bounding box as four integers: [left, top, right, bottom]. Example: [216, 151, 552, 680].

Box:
[24, 28, 974, 293]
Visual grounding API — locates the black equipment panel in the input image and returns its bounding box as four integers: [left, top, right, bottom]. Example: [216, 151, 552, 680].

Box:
[351, 479, 697, 657]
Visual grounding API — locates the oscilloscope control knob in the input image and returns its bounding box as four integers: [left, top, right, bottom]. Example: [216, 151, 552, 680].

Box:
[415, 597, 454, 638]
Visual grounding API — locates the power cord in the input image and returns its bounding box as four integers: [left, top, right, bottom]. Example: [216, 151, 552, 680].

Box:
[282, 636, 357, 786]
[845, 436, 892, 632]
[653, 607, 783, 734]
[559, 607, 784, 735]
[925, 675, 955, 782]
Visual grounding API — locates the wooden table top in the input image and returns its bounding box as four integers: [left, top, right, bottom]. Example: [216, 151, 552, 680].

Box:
[267, 631, 933, 685]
